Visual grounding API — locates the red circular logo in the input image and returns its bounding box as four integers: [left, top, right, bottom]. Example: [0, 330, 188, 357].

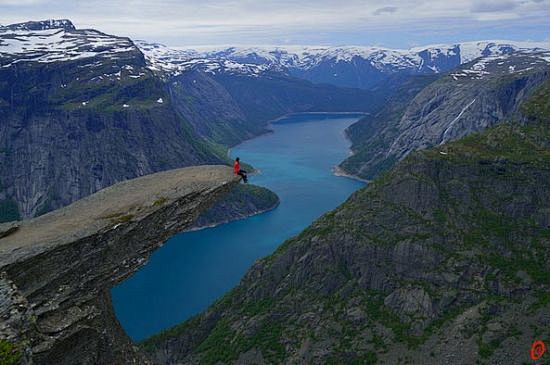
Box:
[531, 340, 546, 361]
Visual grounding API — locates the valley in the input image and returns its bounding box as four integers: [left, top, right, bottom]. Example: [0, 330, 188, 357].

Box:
[111, 113, 365, 341]
[0, 16, 548, 365]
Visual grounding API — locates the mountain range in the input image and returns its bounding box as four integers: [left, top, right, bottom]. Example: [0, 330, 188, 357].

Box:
[136, 40, 550, 89]
[0, 18, 549, 365]
[1, 18, 548, 219]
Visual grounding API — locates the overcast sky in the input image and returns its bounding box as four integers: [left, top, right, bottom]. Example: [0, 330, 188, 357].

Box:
[0, 0, 549, 48]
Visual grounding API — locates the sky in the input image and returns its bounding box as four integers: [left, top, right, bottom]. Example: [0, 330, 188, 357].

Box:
[0, 0, 549, 48]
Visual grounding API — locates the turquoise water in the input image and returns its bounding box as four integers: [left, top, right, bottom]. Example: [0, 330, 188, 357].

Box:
[111, 113, 365, 341]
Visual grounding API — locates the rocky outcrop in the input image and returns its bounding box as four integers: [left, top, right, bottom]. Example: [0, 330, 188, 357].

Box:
[0, 166, 239, 365]
[143, 122, 549, 364]
[193, 184, 279, 229]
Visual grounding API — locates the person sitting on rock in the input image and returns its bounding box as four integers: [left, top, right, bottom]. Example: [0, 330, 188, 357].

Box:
[233, 157, 248, 183]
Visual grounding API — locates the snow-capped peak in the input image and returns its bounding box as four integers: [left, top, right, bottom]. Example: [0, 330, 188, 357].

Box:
[0, 19, 138, 67]
[1, 19, 76, 32]
[135, 40, 275, 77]
[137, 40, 550, 78]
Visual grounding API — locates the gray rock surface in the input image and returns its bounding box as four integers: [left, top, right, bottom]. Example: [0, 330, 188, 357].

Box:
[341, 52, 550, 179]
[0, 166, 239, 365]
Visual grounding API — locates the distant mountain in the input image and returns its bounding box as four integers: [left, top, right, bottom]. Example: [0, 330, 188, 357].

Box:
[136, 41, 277, 77]
[2, 19, 76, 31]
[136, 40, 381, 146]
[340, 50, 550, 179]
[140, 41, 550, 89]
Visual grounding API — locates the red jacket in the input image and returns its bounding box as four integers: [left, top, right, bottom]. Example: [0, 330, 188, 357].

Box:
[233, 160, 240, 175]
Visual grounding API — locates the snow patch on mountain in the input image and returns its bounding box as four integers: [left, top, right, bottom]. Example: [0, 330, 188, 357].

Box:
[138, 40, 550, 78]
[0, 20, 138, 67]
[449, 49, 550, 81]
[136, 41, 274, 76]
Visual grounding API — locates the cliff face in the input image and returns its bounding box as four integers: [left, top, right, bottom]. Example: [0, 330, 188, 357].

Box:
[341, 53, 550, 180]
[0, 41, 223, 220]
[193, 184, 279, 229]
[143, 122, 549, 364]
[0, 166, 238, 365]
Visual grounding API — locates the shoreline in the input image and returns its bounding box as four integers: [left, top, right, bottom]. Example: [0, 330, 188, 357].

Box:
[332, 165, 370, 183]
[333, 118, 369, 183]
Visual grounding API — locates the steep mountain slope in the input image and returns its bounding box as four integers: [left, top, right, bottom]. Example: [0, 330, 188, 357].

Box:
[341, 51, 550, 179]
[138, 43, 383, 146]
[0, 20, 224, 219]
[167, 69, 378, 146]
[143, 117, 549, 364]
[168, 41, 550, 89]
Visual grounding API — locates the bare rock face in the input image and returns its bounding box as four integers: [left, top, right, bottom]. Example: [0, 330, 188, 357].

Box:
[341, 52, 550, 180]
[0, 166, 239, 365]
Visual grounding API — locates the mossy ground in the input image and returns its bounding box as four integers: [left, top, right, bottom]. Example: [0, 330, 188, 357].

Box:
[0, 340, 22, 365]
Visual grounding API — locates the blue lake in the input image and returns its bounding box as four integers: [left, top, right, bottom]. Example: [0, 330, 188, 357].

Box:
[111, 113, 366, 341]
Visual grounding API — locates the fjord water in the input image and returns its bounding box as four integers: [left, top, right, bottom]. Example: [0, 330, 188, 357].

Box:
[112, 113, 365, 341]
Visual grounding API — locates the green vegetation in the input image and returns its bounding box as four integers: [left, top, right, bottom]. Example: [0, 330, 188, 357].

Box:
[111, 214, 134, 224]
[425, 122, 549, 165]
[0, 199, 20, 223]
[153, 197, 168, 206]
[521, 79, 550, 121]
[478, 339, 501, 359]
[0, 340, 22, 365]
[194, 318, 236, 364]
[240, 298, 274, 316]
[49, 67, 164, 113]
[433, 208, 447, 225]
[190, 316, 285, 365]
[140, 315, 202, 353]
[99, 212, 135, 224]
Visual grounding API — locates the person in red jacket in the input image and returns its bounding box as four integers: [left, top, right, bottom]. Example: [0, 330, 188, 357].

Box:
[233, 157, 248, 183]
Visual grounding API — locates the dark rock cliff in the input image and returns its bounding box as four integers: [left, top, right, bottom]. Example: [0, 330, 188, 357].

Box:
[0, 38, 224, 219]
[142, 122, 549, 364]
[193, 184, 279, 230]
[341, 53, 550, 180]
[0, 166, 239, 365]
